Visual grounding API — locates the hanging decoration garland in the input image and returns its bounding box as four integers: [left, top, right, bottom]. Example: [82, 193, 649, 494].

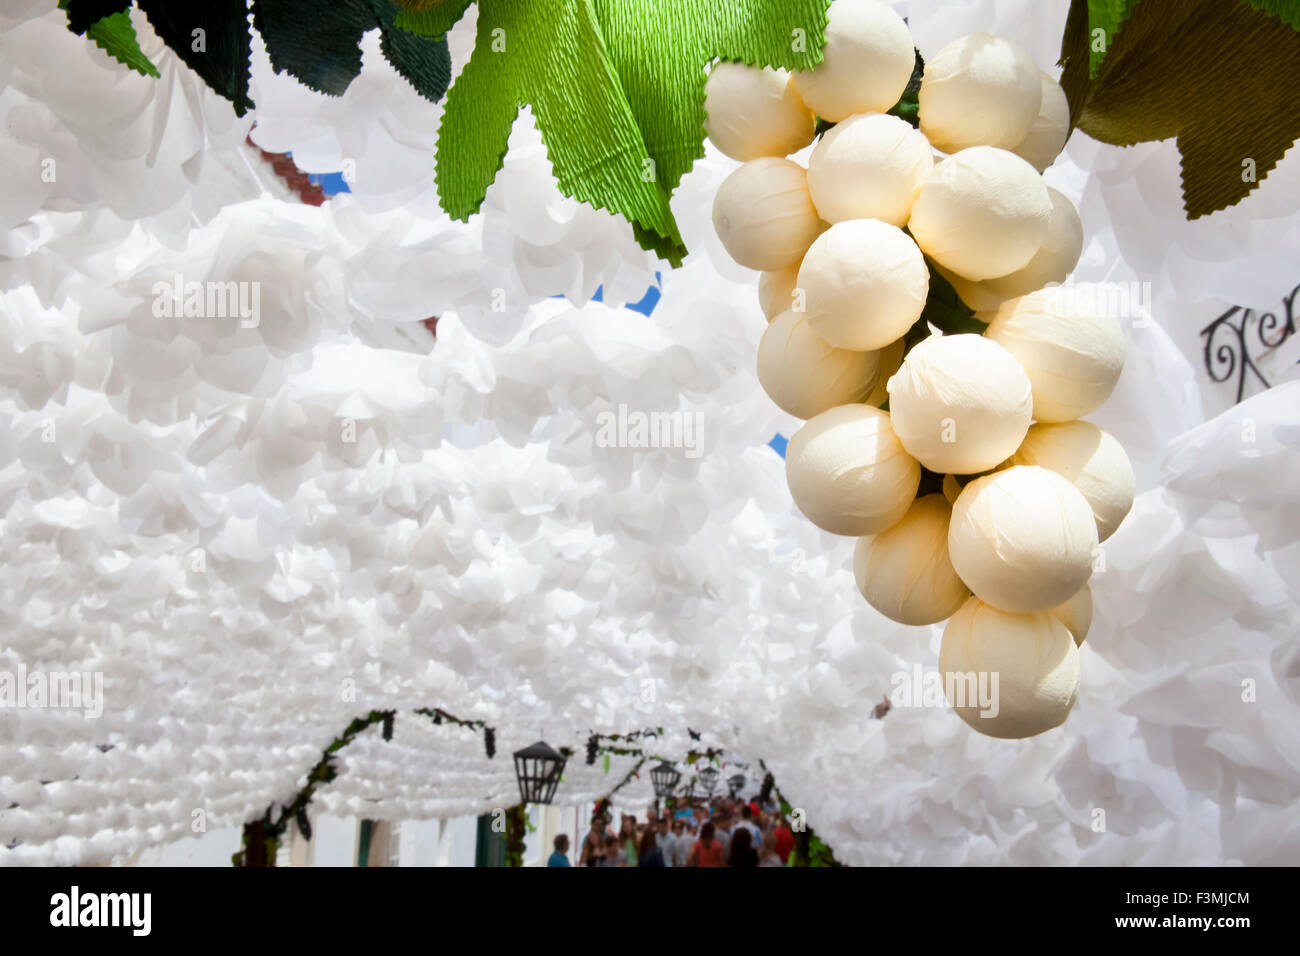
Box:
[710, 0, 1138, 740]
[232, 707, 497, 866]
[60, 0, 1300, 264]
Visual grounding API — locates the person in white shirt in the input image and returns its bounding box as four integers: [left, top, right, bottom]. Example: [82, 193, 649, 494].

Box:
[654, 818, 676, 867]
[735, 804, 762, 849]
[669, 818, 692, 867]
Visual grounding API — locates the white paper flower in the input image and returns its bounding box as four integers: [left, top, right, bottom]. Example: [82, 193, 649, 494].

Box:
[948, 465, 1098, 612]
[1012, 420, 1135, 541]
[807, 112, 934, 226]
[919, 33, 1042, 153]
[908, 146, 1052, 280]
[712, 158, 824, 271]
[785, 404, 920, 536]
[797, 218, 928, 351]
[940, 596, 1080, 739]
[886, 333, 1033, 474]
[853, 493, 969, 625]
[983, 286, 1126, 422]
[704, 62, 816, 161]
[792, 0, 916, 123]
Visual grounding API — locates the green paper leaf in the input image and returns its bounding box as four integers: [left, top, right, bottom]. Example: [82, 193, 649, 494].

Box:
[60, 1, 160, 78]
[591, 0, 832, 197]
[430, 0, 831, 266]
[137, 0, 254, 116]
[603, 753, 611, 774]
[1085, 0, 1138, 76]
[252, 0, 373, 96]
[886, 48, 924, 128]
[87, 10, 161, 78]
[375, 1, 453, 102]
[1241, 0, 1300, 29]
[251, 1, 451, 102]
[1060, 0, 1300, 218]
[393, 0, 473, 36]
[433, 0, 684, 262]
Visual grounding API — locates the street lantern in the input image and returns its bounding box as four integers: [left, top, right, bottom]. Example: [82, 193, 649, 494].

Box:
[650, 761, 681, 799]
[699, 766, 720, 795]
[728, 773, 746, 798]
[512, 740, 567, 805]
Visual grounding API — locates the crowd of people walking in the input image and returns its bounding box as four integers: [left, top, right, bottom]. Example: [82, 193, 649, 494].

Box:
[548, 797, 797, 867]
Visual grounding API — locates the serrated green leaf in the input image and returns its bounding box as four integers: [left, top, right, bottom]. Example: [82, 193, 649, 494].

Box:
[434, 0, 684, 262]
[1086, 0, 1138, 76]
[1061, 0, 1300, 218]
[434, 0, 831, 266]
[591, 0, 831, 197]
[1241, 0, 1300, 29]
[375, 2, 453, 102]
[87, 10, 161, 78]
[393, 0, 473, 36]
[252, 0, 373, 97]
[137, 0, 254, 116]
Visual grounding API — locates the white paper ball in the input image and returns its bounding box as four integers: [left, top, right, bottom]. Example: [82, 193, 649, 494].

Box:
[712, 158, 824, 271]
[853, 494, 970, 625]
[785, 404, 920, 536]
[866, 337, 904, 406]
[807, 112, 934, 226]
[886, 334, 1032, 474]
[1012, 71, 1071, 172]
[908, 147, 1052, 281]
[983, 287, 1126, 422]
[1012, 421, 1135, 541]
[919, 33, 1043, 153]
[758, 263, 800, 321]
[797, 219, 928, 351]
[758, 310, 882, 419]
[982, 187, 1083, 300]
[792, 0, 916, 122]
[1049, 583, 1093, 646]
[948, 465, 1098, 612]
[940, 596, 1080, 738]
[704, 63, 817, 161]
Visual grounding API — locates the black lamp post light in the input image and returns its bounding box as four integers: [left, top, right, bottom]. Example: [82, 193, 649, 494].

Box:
[650, 761, 681, 799]
[512, 740, 567, 805]
[728, 773, 746, 798]
[699, 766, 720, 796]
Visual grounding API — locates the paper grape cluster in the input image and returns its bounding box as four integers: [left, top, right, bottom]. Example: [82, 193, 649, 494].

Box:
[707, 0, 1134, 739]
